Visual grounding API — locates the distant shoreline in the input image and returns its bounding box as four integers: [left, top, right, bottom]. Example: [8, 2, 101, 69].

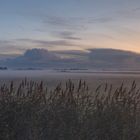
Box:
[3, 69, 140, 75]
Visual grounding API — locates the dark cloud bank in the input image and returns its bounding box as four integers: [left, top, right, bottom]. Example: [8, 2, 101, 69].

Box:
[1, 48, 140, 71]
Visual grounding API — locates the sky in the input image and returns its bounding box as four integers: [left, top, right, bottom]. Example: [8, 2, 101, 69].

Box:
[0, 0, 140, 55]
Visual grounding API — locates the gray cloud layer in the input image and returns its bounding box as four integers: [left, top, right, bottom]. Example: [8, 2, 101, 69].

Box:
[2, 48, 140, 70]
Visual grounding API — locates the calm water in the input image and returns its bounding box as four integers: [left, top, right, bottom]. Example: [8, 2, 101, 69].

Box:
[0, 70, 140, 89]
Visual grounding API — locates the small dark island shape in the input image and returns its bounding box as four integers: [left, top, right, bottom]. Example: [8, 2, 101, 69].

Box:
[0, 67, 8, 70]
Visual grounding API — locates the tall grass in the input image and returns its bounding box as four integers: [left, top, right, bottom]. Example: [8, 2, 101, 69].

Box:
[0, 79, 140, 140]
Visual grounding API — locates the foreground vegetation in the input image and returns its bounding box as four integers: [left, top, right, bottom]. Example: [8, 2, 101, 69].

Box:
[0, 79, 140, 140]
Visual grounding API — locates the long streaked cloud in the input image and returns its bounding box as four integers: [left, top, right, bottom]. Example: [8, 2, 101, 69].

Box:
[0, 38, 87, 54]
[0, 39, 33, 54]
[43, 16, 85, 30]
[51, 31, 82, 40]
[87, 17, 113, 24]
[16, 38, 80, 47]
[43, 15, 114, 31]
[117, 6, 140, 19]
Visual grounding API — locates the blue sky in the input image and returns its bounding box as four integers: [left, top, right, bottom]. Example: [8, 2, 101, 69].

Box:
[0, 0, 140, 54]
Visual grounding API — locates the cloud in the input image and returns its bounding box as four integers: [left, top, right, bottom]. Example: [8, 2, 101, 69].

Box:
[22, 48, 60, 61]
[87, 17, 113, 24]
[53, 49, 89, 59]
[43, 16, 85, 30]
[16, 38, 79, 47]
[132, 7, 140, 12]
[4, 48, 84, 68]
[109, 26, 140, 39]
[52, 31, 82, 40]
[85, 48, 140, 70]
[4, 48, 140, 70]
[0, 37, 87, 55]
[117, 7, 140, 19]
[43, 15, 114, 31]
[0, 54, 18, 60]
[0, 40, 13, 44]
[0, 40, 27, 54]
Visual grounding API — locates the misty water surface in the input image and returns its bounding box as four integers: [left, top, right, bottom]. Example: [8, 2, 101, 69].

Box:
[0, 70, 140, 90]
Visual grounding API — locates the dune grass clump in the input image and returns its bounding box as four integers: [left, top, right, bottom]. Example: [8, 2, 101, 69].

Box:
[0, 79, 140, 140]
